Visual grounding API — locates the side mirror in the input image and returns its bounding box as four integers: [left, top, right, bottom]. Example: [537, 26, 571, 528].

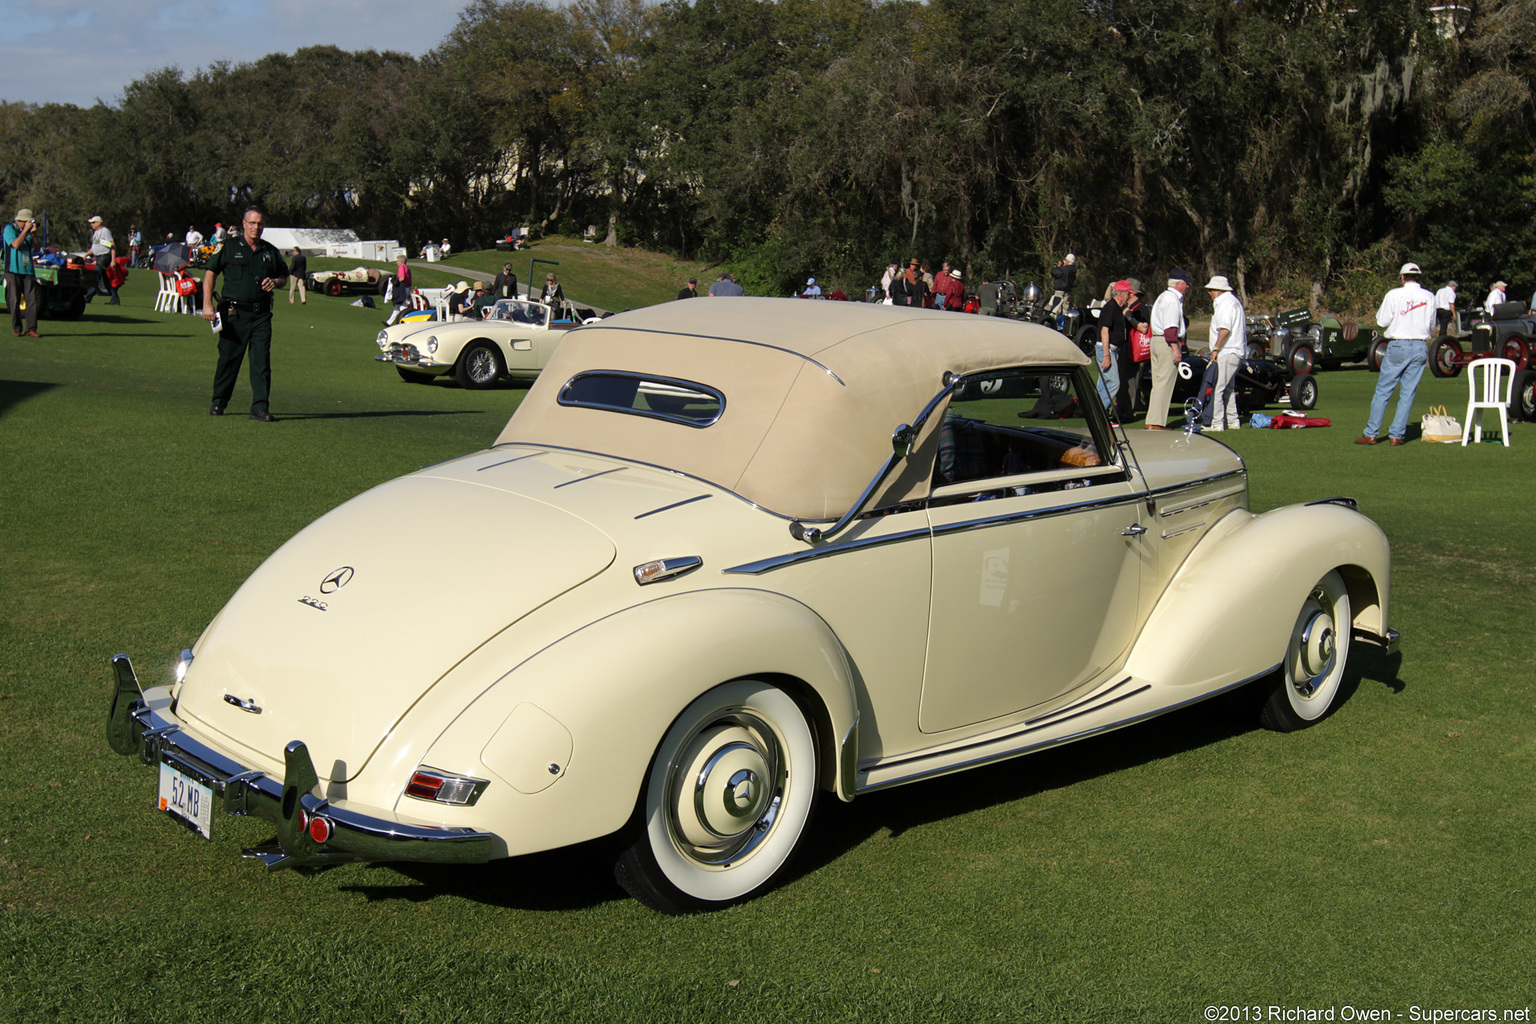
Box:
[891, 423, 916, 458]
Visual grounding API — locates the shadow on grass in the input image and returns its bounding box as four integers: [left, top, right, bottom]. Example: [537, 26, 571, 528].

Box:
[324, 650, 1410, 914]
[0, 379, 60, 418]
[274, 409, 489, 421]
[339, 837, 628, 912]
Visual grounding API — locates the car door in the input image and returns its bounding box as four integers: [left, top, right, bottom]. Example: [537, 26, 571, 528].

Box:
[918, 367, 1149, 734]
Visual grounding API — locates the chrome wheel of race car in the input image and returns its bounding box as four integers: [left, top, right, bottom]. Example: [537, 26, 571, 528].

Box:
[1261, 571, 1351, 732]
[1368, 338, 1389, 372]
[1500, 335, 1528, 367]
[1288, 344, 1315, 376]
[1430, 338, 1462, 378]
[1288, 373, 1318, 411]
[454, 342, 503, 389]
[615, 680, 817, 914]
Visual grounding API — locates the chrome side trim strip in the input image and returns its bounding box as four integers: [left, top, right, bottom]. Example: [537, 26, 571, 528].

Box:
[1161, 523, 1205, 539]
[929, 489, 1146, 539]
[1307, 496, 1360, 511]
[1146, 469, 1247, 503]
[634, 494, 712, 519]
[855, 666, 1280, 794]
[723, 526, 932, 575]
[1156, 488, 1244, 518]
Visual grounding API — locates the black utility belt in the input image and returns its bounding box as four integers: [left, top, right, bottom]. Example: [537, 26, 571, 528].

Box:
[221, 298, 272, 314]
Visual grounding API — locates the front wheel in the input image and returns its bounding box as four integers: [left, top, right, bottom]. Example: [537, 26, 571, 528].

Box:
[324, 278, 344, 297]
[395, 366, 432, 384]
[1430, 338, 1462, 378]
[454, 341, 503, 389]
[1260, 571, 1352, 732]
[614, 680, 818, 914]
[1288, 373, 1318, 411]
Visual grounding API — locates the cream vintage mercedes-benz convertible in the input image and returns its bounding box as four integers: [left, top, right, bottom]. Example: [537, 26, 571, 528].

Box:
[107, 298, 1397, 913]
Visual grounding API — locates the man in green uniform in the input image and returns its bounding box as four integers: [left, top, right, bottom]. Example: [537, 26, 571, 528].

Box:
[202, 207, 288, 420]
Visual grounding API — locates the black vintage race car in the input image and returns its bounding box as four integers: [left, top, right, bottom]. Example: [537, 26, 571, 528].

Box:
[1135, 349, 1318, 421]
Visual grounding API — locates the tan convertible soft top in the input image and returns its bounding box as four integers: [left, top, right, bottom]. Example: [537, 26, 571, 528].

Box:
[497, 297, 1090, 521]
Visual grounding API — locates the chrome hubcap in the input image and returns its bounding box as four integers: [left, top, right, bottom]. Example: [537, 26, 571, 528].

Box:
[1294, 603, 1336, 695]
[668, 717, 782, 865]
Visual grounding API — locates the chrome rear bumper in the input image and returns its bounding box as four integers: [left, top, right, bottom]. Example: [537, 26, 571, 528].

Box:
[107, 654, 498, 870]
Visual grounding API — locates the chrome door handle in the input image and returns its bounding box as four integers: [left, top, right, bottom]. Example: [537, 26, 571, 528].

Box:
[1122, 524, 1148, 537]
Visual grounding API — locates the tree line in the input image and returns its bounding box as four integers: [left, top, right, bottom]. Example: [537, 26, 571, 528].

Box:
[2, 0, 1533, 307]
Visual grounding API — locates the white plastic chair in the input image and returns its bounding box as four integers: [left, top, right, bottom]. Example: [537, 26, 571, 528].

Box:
[1462, 357, 1517, 446]
[153, 272, 178, 313]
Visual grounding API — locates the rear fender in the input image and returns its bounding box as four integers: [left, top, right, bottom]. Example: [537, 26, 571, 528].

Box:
[1125, 502, 1390, 690]
[414, 589, 860, 857]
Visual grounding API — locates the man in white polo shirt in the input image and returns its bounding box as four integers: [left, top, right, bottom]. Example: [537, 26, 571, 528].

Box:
[1434, 279, 1457, 338]
[1357, 262, 1435, 447]
[1145, 269, 1191, 429]
[1204, 275, 1245, 431]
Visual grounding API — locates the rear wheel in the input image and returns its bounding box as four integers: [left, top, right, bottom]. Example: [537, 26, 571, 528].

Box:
[1288, 373, 1318, 411]
[1500, 334, 1529, 368]
[454, 341, 503, 389]
[1260, 571, 1351, 732]
[1511, 369, 1535, 421]
[1288, 344, 1315, 376]
[1430, 338, 1462, 378]
[614, 680, 818, 914]
[1073, 326, 1097, 359]
[1368, 338, 1389, 372]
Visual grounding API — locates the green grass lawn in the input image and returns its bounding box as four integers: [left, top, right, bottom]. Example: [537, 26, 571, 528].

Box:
[2, 269, 1533, 1022]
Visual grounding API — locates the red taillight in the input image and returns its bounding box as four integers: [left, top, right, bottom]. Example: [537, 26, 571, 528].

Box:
[405, 772, 444, 800]
[308, 815, 333, 843]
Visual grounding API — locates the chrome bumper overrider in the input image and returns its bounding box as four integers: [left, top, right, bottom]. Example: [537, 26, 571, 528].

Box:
[107, 654, 497, 870]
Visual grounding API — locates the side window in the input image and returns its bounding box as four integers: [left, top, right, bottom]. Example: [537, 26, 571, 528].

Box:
[935, 369, 1114, 491]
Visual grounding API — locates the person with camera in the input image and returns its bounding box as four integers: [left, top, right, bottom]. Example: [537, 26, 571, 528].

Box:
[5, 208, 42, 337]
[202, 208, 289, 421]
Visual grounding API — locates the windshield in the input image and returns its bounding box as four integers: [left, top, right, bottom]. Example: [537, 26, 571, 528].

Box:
[490, 299, 549, 326]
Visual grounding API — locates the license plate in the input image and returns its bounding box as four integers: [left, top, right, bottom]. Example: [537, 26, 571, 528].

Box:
[158, 762, 214, 839]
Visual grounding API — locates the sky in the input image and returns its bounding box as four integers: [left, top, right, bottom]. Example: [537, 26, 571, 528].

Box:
[0, 0, 472, 108]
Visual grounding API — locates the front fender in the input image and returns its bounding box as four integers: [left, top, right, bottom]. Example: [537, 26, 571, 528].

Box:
[415, 588, 860, 858]
[1125, 501, 1391, 691]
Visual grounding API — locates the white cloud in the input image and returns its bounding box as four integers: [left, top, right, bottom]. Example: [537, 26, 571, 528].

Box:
[0, 0, 472, 107]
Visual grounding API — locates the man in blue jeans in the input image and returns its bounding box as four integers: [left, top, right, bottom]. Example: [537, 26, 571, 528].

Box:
[1357, 261, 1435, 446]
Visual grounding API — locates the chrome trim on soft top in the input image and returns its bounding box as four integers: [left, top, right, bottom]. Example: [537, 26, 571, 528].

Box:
[563, 324, 847, 385]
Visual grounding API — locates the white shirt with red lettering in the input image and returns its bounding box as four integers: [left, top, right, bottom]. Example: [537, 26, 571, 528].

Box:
[1377, 281, 1436, 340]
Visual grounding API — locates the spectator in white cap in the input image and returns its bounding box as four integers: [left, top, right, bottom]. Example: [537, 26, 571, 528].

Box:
[803, 277, 822, 298]
[1357, 262, 1435, 446]
[1048, 253, 1078, 315]
[1483, 280, 1507, 316]
[88, 215, 120, 305]
[1203, 275, 1245, 431]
